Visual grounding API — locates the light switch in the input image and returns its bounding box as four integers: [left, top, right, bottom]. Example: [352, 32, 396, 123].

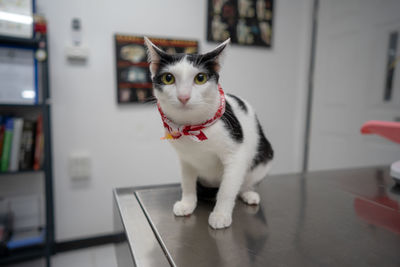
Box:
[69, 152, 91, 180]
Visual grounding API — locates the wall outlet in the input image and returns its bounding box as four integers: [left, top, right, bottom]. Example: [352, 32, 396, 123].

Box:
[69, 152, 91, 180]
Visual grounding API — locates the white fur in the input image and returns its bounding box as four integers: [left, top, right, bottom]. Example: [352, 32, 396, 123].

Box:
[169, 93, 272, 229]
[145, 38, 272, 229]
[156, 57, 221, 125]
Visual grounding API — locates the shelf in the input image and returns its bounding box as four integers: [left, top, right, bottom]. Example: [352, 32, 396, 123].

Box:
[0, 245, 46, 265]
[0, 169, 44, 176]
[0, 103, 49, 108]
[0, 104, 50, 117]
[0, 35, 39, 49]
[0, 15, 54, 266]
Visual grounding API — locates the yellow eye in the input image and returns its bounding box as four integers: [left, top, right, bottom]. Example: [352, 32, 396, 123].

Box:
[194, 73, 208, 85]
[161, 73, 175, 85]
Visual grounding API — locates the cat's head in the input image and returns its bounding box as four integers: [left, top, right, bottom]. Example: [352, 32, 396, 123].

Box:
[144, 37, 230, 125]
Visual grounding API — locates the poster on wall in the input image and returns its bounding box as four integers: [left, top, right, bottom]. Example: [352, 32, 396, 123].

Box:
[207, 0, 273, 48]
[115, 34, 198, 104]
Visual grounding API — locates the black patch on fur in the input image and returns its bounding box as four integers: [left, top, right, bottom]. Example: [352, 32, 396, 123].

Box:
[150, 41, 227, 91]
[151, 52, 186, 91]
[227, 94, 248, 113]
[187, 42, 226, 79]
[221, 100, 243, 143]
[187, 54, 220, 82]
[152, 52, 222, 91]
[251, 117, 274, 170]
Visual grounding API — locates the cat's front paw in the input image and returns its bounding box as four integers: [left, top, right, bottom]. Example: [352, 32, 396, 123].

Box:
[173, 200, 196, 216]
[208, 211, 232, 229]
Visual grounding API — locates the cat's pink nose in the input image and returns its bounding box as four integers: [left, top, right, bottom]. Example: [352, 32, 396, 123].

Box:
[178, 95, 190, 105]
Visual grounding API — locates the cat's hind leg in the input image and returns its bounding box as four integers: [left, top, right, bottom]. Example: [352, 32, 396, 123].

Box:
[239, 162, 272, 205]
[239, 174, 260, 205]
[240, 190, 260, 205]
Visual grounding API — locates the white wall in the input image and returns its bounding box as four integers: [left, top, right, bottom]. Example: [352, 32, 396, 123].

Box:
[309, 0, 400, 171]
[36, 0, 312, 241]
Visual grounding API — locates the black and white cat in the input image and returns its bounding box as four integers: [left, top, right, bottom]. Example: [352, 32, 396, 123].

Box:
[144, 37, 273, 229]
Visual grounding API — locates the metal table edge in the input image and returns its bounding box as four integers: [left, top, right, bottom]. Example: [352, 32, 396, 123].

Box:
[113, 185, 179, 267]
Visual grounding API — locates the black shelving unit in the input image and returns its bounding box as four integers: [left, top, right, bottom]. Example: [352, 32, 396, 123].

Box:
[0, 32, 54, 267]
[0, 169, 44, 176]
[0, 36, 39, 48]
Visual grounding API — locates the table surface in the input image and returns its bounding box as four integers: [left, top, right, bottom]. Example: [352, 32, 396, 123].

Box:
[114, 167, 400, 267]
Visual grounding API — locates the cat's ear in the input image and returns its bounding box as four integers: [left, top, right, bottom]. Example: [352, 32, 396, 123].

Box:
[144, 37, 167, 78]
[201, 38, 230, 72]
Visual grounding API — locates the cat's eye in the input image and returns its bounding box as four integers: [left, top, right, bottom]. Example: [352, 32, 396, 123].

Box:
[161, 73, 175, 85]
[194, 73, 208, 85]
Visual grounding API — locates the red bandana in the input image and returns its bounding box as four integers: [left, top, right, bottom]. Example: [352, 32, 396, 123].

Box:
[157, 84, 226, 142]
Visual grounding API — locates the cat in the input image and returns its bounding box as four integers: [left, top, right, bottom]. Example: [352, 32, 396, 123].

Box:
[144, 37, 274, 229]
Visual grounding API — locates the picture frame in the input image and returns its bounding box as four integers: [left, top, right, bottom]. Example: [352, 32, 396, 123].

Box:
[207, 0, 273, 48]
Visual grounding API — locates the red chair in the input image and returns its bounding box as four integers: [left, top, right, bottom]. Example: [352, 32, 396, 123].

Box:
[361, 120, 400, 184]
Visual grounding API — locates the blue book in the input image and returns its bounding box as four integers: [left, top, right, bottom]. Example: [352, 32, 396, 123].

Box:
[7, 229, 45, 250]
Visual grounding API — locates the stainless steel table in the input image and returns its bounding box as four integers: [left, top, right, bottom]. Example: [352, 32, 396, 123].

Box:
[113, 167, 400, 267]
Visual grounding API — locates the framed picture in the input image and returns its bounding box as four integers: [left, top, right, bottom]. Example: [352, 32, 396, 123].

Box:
[0, 0, 34, 39]
[207, 0, 273, 48]
[114, 34, 198, 104]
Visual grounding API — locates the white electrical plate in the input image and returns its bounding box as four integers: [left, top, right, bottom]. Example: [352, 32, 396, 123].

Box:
[65, 45, 89, 60]
[69, 152, 91, 180]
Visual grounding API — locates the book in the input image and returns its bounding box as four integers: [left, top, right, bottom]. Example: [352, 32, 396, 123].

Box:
[33, 115, 43, 171]
[0, 118, 14, 172]
[9, 118, 24, 172]
[19, 120, 36, 170]
[0, 210, 13, 256]
[6, 228, 44, 250]
[0, 116, 5, 159]
[37, 60, 43, 104]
